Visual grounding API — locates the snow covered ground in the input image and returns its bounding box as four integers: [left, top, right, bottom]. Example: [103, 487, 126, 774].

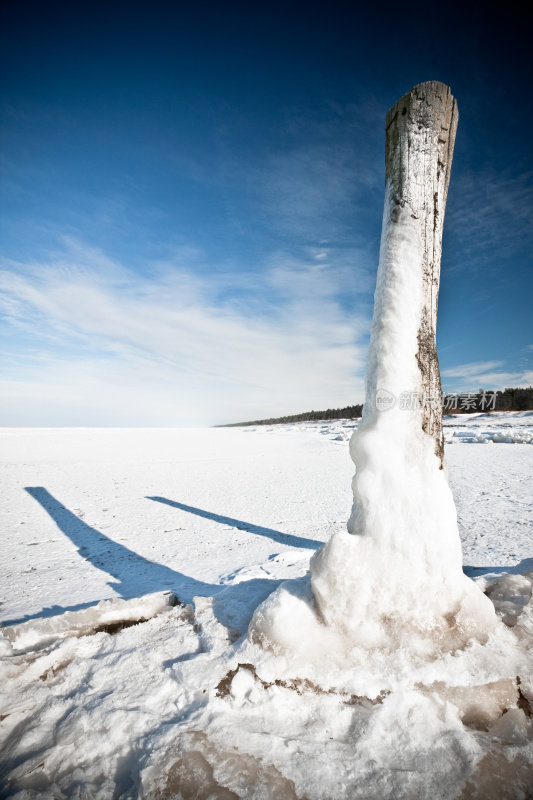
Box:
[1, 414, 532, 798]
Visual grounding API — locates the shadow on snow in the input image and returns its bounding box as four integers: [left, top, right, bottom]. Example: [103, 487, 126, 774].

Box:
[13, 487, 314, 631]
[146, 495, 322, 550]
[463, 557, 533, 578]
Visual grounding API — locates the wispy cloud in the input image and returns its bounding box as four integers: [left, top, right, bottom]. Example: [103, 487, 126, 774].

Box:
[0, 101, 386, 427]
[201, 101, 384, 248]
[252, 141, 372, 242]
[446, 169, 533, 268]
[0, 239, 369, 425]
[441, 360, 532, 391]
[441, 361, 505, 379]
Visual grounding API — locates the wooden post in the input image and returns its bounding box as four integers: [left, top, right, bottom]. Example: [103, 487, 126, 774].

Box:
[385, 81, 458, 465]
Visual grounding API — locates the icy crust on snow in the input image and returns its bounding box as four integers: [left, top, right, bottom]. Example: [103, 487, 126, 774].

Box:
[450, 428, 533, 444]
[140, 565, 531, 800]
[1, 591, 177, 654]
[1, 573, 531, 800]
[242, 412, 533, 448]
[249, 189, 498, 660]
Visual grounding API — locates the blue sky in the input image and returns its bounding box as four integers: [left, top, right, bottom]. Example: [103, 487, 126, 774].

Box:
[1, 2, 531, 425]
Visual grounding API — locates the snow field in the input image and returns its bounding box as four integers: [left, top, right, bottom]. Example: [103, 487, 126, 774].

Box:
[0, 419, 532, 798]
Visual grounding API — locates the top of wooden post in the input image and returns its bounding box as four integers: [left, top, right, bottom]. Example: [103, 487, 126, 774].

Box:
[385, 81, 458, 201]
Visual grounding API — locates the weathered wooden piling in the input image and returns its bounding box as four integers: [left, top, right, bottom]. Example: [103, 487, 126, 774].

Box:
[385, 81, 458, 464]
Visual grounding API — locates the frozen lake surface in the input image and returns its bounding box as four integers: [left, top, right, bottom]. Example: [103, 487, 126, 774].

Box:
[1, 414, 532, 798]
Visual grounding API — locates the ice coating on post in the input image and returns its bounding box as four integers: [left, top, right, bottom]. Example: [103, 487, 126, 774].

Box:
[249, 82, 498, 662]
[347, 80, 456, 536]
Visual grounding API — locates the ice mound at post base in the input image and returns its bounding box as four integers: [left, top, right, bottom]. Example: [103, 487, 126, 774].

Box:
[249, 193, 498, 664]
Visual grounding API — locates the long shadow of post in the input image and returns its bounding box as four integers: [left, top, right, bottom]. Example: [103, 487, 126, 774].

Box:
[146, 496, 322, 550]
[24, 486, 214, 605]
[19, 487, 290, 632]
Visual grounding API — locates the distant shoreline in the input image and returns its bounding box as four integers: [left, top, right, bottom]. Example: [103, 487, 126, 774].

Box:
[217, 387, 533, 427]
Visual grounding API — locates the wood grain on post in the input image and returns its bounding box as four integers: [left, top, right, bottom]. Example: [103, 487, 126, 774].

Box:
[385, 81, 458, 465]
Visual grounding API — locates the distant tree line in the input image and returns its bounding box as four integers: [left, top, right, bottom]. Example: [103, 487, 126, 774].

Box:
[445, 386, 533, 413]
[218, 387, 533, 427]
[219, 405, 364, 427]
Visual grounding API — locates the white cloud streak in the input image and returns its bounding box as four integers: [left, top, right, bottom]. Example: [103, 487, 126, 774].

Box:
[441, 361, 532, 392]
[441, 361, 505, 379]
[0, 240, 369, 425]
